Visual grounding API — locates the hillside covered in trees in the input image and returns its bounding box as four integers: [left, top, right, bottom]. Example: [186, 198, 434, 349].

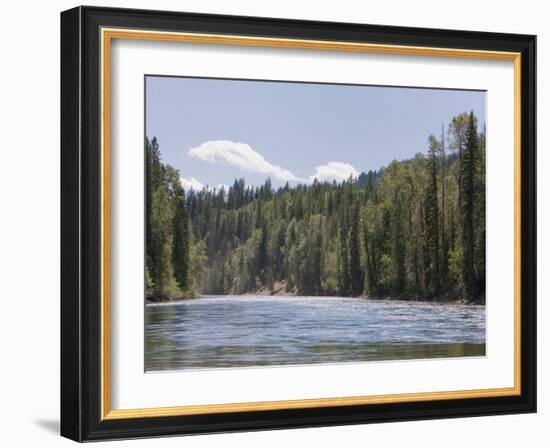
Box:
[146, 111, 485, 303]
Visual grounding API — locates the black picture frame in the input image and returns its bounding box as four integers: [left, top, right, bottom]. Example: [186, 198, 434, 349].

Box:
[61, 5, 536, 442]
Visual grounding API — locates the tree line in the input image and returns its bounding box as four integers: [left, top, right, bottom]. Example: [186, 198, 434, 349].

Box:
[146, 111, 485, 303]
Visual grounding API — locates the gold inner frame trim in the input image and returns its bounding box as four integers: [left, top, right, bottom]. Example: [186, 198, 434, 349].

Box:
[100, 27, 522, 421]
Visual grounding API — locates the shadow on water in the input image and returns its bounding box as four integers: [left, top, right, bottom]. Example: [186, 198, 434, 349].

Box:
[145, 296, 486, 372]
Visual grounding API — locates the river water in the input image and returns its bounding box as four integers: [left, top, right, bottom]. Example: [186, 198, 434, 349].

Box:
[145, 295, 485, 371]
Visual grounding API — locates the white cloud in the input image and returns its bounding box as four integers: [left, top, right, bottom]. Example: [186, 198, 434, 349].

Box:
[188, 140, 304, 182]
[309, 162, 359, 183]
[180, 177, 230, 193]
[186, 140, 361, 188]
[180, 176, 204, 191]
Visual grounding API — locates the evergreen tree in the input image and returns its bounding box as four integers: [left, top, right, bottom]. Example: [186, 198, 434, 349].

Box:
[424, 135, 440, 295]
[145, 136, 164, 282]
[338, 219, 351, 295]
[474, 125, 486, 301]
[150, 186, 178, 298]
[440, 123, 449, 288]
[461, 111, 478, 301]
[363, 219, 377, 295]
[257, 222, 269, 281]
[391, 192, 406, 292]
[348, 204, 363, 296]
[172, 178, 191, 292]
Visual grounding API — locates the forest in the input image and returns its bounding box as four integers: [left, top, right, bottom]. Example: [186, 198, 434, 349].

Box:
[145, 111, 485, 303]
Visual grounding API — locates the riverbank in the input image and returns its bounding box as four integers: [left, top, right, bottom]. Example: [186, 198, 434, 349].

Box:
[146, 286, 485, 305]
[146, 289, 197, 304]
[245, 280, 483, 304]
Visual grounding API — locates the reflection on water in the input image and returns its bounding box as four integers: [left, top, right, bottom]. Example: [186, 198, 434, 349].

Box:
[145, 295, 485, 371]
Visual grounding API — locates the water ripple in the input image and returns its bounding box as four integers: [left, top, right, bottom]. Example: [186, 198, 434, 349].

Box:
[145, 296, 486, 371]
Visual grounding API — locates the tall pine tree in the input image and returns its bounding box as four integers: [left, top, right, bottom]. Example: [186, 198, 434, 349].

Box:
[338, 219, 351, 295]
[424, 135, 440, 295]
[172, 179, 191, 292]
[348, 204, 364, 296]
[461, 111, 478, 301]
[440, 123, 449, 288]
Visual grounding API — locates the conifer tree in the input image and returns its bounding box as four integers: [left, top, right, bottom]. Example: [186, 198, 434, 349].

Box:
[338, 220, 351, 295]
[150, 186, 177, 298]
[348, 204, 363, 296]
[440, 123, 449, 288]
[424, 135, 440, 295]
[391, 192, 406, 292]
[172, 179, 191, 292]
[461, 111, 478, 301]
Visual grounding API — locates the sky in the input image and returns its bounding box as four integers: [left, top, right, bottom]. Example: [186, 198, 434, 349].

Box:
[145, 76, 485, 191]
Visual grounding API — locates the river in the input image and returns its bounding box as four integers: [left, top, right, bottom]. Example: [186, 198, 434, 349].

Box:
[145, 295, 485, 371]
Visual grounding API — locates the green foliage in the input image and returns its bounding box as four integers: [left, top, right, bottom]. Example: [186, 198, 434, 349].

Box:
[145, 265, 154, 296]
[149, 186, 177, 298]
[171, 175, 191, 291]
[460, 112, 479, 301]
[145, 141, 196, 300]
[338, 219, 351, 295]
[145, 112, 485, 302]
[424, 135, 440, 294]
[348, 205, 364, 296]
[189, 240, 207, 292]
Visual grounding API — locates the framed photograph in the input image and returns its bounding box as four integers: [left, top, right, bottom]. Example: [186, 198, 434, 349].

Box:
[60, 6, 536, 441]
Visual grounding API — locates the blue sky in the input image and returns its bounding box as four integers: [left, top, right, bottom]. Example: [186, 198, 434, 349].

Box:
[145, 76, 485, 190]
